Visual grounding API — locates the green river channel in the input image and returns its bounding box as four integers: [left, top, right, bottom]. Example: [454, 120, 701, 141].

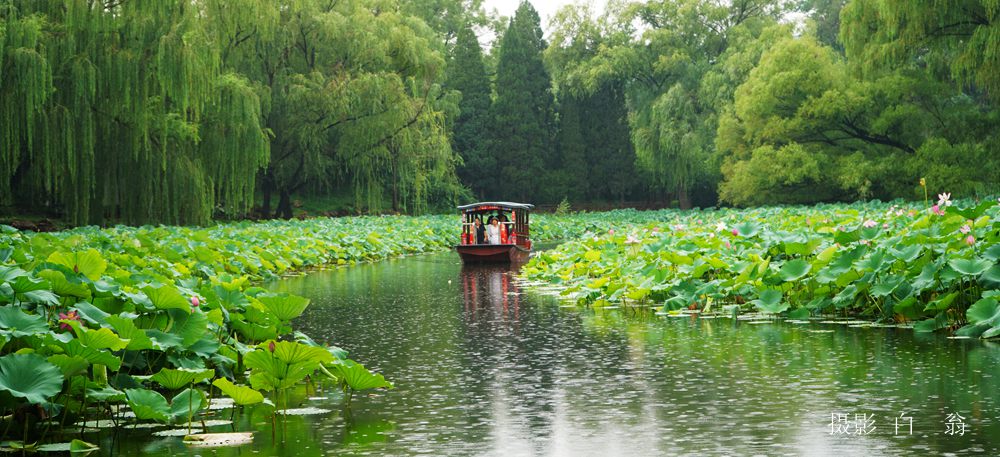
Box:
[93, 251, 997, 456]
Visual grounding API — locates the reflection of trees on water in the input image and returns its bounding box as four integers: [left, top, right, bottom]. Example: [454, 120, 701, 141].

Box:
[458, 264, 655, 455]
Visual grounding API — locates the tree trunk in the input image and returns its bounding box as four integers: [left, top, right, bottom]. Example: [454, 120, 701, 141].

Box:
[261, 173, 273, 219]
[277, 189, 293, 219]
[391, 163, 400, 213]
[677, 186, 692, 209]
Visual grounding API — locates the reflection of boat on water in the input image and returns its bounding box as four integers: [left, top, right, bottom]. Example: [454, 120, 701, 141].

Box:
[461, 264, 521, 319]
[454, 202, 534, 263]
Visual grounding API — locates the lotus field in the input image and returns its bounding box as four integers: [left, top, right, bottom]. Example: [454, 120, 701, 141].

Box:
[522, 199, 1000, 339]
[0, 215, 479, 448]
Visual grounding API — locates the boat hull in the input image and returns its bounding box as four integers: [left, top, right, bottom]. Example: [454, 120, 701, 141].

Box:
[455, 244, 530, 263]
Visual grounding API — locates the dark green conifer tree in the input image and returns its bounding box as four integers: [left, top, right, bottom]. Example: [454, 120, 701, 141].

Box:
[581, 84, 637, 204]
[446, 23, 495, 198]
[489, 1, 557, 202]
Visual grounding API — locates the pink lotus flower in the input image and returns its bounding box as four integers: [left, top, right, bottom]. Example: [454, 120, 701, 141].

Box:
[58, 310, 81, 332]
[731, 229, 739, 236]
[882, 223, 889, 229]
[863, 219, 877, 228]
[725, 241, 731, 248]
[608, 229, 615, 235]
[965, 235, 975, 246]
[937, 193, 952, 206]
[673, 224, 685, 231]
[191, 296, 200, 307]
[625, 234, 640, 245]
[930, 205, 945, 216]
[959, 225, 971, 234]
[716, 222, 727, 231]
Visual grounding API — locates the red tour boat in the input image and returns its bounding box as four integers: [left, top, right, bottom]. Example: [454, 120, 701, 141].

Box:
[455, 202, 534, 263]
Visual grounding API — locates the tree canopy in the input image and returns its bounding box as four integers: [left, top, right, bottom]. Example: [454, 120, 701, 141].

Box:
[2, 0, 998, 225]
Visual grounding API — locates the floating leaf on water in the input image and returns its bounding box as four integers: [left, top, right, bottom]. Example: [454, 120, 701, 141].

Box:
[276, 407, 332, 416]
[183, 432, 253, 447]
[153, 428, 203, 437]
[36, 439, 99, 453]
[125, 423, 164, 429]
[208, 398, 235, 410]
[197, 420, 233, 427]
[73, 420, 119, 428]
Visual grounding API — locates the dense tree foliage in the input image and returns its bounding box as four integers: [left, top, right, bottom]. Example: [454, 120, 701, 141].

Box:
[543, 0, 999, 207]
[489, 1, 557, 202]
[446, 23, 495, 197]
[1, 0, 462, 224]
[2, 0, 998, 225]
[1, 1, 269, 225]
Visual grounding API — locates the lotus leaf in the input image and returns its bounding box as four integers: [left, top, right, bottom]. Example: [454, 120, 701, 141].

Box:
[753, 289, 788, 314]
[71, 301, 111, 325]
[0, 353, 65, 404]
[60, 339, 122, 371]
[125, 388, 207, 424]
[167, 309, 209, 347]
[778, 259, 811, 282]
[66, 322, 129, 351]
[326, 360, 394, 392]
[38, 269, 92, 299]
[949, 258, 993, 276]
[0, 306, 49, 337]
[211, 378, 264, 405]
[105, 315, 155, 350]
[150, 368, 214, 390]
[245, 340, 334, 391]
[47, 250, 107, 281]
[256, 293, 310, 322]
[142, 284, 192, 313]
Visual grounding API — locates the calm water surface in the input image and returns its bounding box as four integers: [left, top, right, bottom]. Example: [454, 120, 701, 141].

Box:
[105, 252, 997, 456]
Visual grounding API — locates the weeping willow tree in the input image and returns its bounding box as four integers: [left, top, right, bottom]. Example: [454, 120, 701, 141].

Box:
[204, 0, 461, 218]
[841, 0, 1000, 102]
[0, 1, 269, 225]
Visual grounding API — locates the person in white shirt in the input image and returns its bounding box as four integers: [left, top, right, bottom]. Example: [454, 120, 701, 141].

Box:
[486, 216, 501, 244]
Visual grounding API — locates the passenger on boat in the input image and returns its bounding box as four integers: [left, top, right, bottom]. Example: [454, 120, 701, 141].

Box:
[486, 216, 501, 244]
[474, 217, 486, 244]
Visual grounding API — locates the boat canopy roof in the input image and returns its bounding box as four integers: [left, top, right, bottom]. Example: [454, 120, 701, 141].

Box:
[457, 201, 534, 212]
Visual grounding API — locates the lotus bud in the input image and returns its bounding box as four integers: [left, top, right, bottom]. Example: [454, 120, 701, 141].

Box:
[269, 341, 276, 353]
[191, 296, 200, 307]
